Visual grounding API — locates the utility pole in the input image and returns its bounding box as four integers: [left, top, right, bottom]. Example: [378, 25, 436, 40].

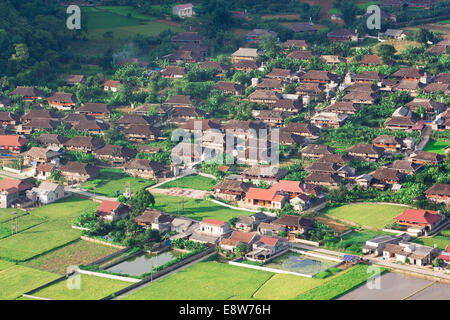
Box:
[11, 211, 18, 235]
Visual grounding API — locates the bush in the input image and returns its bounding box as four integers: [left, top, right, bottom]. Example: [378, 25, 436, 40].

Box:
[315, 271, 331, 279]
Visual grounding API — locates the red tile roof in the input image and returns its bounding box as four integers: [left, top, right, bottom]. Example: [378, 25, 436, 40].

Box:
[270, 180, 304, 193]
[0, 135, 28, 147]
[258, 236, 286, 246]
[97, 200, 121, 215]
[203, 218, 226, 226]
[395, 209, 441, 225]
[0, 178, 34, 193]
[246, 187, 278, 201]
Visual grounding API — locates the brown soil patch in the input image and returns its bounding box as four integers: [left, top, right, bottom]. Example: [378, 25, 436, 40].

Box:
[157, 19, 182, 27]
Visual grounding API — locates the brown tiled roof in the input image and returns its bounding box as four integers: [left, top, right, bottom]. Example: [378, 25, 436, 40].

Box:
[61, 161, 100, 176]
[384, 116, 416, 127]
[0, 112, 19, 122]
[370, 167, 405, 182]
[48, 92, 78, 104]
[393, 68, 423, 79]
[394, 80, 423, 91]
[26, 118, 59, 130]
[37, 134, 68, 146]
[411, 151, 444, 162]
[256, 110, 287, 121]
[325, 102, 359, 113]
[433, 73, 450, 84]
[318, 154, 350, 164]
[223, 120, 267, 131]
[181, 119, 221, 131]
[284, 122, 320, 136]
[22, 109, 59, 121]
[305, 172, 342, 184]
[272, 215, 314, 228]
[423, 82, 450, 93]
[342, 91, 376, 102]
[199, 61, 230, 72]
[283, 40, 308, 48]
[287, 50, 315, 60]
[242, 165, 287, 179]
[103, 80, 120, 88]
[392, 160, 422, 172]
[116, 114, 154, 125]
[301, 144, 336, 156]
[63, 113, 94, 124]
[124, 159, 165, 172]
[64, 136, 104, 149]
[289, 22, 318, 33]
[247, 90, 282, 101]
[277, 131, 306, 145]
[347, 144, 384, 156]
[425, 184, 450, 197]
[213, 179, 252, 193]
[346, 83, 378, 93]
[170, 106, 206, 118]
[256, 79, 283, 90]
[165, 95, 192, 105]
[64, 74, 84, 85]
[161, 66, 186, 76]
[360, 54, 382, 65]
[233, 60, 260, 69]
[213, 81, 244, 94]
[306, 162, 342, 173]
[372, 135, 402, 145]
[266, 68, 292, 79]
[93, 144, 137, 159]
[296, 82, 323, 94]
[73, 119, 109, 132]
[76, 103, 112, 114]
[10, 86, 44, 97]
[353, 71, 384, 82]
[300, 70, 338, 82]
[135, 208, 172, 224]
[171, 32, 203, 42]
[124, 124, 161, 137]
[272, 99, 303, 112]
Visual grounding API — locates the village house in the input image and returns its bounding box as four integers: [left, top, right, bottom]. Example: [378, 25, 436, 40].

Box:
[199, 61, 230, 77]
[63, 113, 94, 126]
[220, 231, 259, 253]
[64, 136, 104, 153]
[93, 144, 136, 165]
[47, 92, 78, 110]
[410, 150, 444, 165]
[363, 234, 409, 256]
[124, 125, 162, 142]
[75, 103, 113, 118]
[246, 29, 278, 43]
[395, 208, 445, 236]
[231, 48, 260, 63]
[168, 106, 207, 124]
[306, 162, 354, 178]
[270, 180, 322, 198]
[265, 68, 296, 82]
[171, 32, 203, 44]
[295, 82, 323, 97]
[164, 95, 192, 108]
[241, 165, 287, 185]
[382, 28, 406, 40]
[247, 90, 281, 104]
[425, 184, 450, 205]
[393, 68, 426, 82]
[23, 147, 60, 166]
[320, 55, 344, 65]
[245, 236, 289, 262]
[393, 80, 424, 96]
[255, 78, 284, 92]
[384, 116, 417, 130]
[283, 40, 309, 50]
[359, 54, 383, 67]
[372, 135, 403, 152]
[347, 144, 384, 161]
[324, 102, 359, 115]
[327, 29, 358, 42]
[272, 214, 315, 235]
[289, 22, 318, 34]
[36, 134, 68, 148]
[173, 3, 194, 18]
[0, 112, 20, 127]
[165, 46, 207, 63]
[271, 99, 303, 114]
[135, 208, 173, 233]
[370, 167, 406, 190]
[96, 200, 130, 222]
[311, 112, 348, 128]
[318, 153, 351, 165]
[0, 135, 28, 153]
[0, 178, 35, 208]
[10, 86, 44, 101]
[353, 71, 384, 84]
[244, 187, 288, 210]
[341, 90, 377, 105]
[161, 66, 186, 78]
[235, 212, 272, 232]
[64, 74, 85, 86]
[103, 80, 120, 92]
[35, 163, 56, 180]
[27, 181, 66, 205]
[277, 130, 307, 147]
[392, 159, 423, 175]
[423, 82, 450, 95]
[383, 242, 440, 266]
[17, 118, 59, 135]
[73, 119, 109, 135]
[59, 162, 100, 184]
[257, 222, 285, 236]
[304, 172, 343, 187]
[212, 178, 252, 201]
[190, 219, 232, 244]
[0, 96, 12, 108]
[300, 70, 339, 84]
[406, 98, 446, 120]
[116, 114, 154, 128]
[124, 159, 166, 180]
[232, 59, 261, 71]
[213, 81, 245, 95]
[287, 50, 315, 60]
[300, 144, 335, 159]
[22, 109, 59, 123]
[254, 110, 287, 127]
[284, 122, 320, 139]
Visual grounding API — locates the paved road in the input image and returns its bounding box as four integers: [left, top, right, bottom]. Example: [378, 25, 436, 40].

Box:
[415, 125, 432, 152]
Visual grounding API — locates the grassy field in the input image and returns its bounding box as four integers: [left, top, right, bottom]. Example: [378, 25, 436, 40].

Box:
[415, 235, 449, 250]
[0, 196, 96, 261]
[324, 230, 380, 255]
[295, 265, 387, 300]
[81, 168, 156, 197]
[122, 261, 273, 300]
[324, 203, 408, 230]
[23, 240, 118, 275]
[32, 274, 130, 300]
[0, 261, 60, 300]
[375, 39, 421, 53]
[423, 139, 450, 155]
[153, 194, 253, 222]
[159, 174, 217, 191]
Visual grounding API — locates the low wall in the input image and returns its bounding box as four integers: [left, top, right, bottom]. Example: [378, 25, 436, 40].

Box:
[291, 238, 320, 247]
[209, 198, 260, 213]
[3, 167, 21, 174]
[72, 225, 90, 231]
[101, 247, 216, 300]
[81, 236, 127, 249]
[229, 260, 313, 278]
[86, 246, 131, 267]
[290, 248, 343, 263]
[382, 228, 408, 235]
[77, 269, 140, 283]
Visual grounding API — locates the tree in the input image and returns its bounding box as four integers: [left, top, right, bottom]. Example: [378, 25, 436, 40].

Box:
[414, 28, 435, 45]
[128, 188, 156, 215]
[376, 44, 396, 63]
[433, 257, 442, 268]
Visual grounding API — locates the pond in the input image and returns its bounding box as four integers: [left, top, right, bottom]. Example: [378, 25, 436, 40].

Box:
[106, 250, 184, 277]
[264, 252, 338, 276]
